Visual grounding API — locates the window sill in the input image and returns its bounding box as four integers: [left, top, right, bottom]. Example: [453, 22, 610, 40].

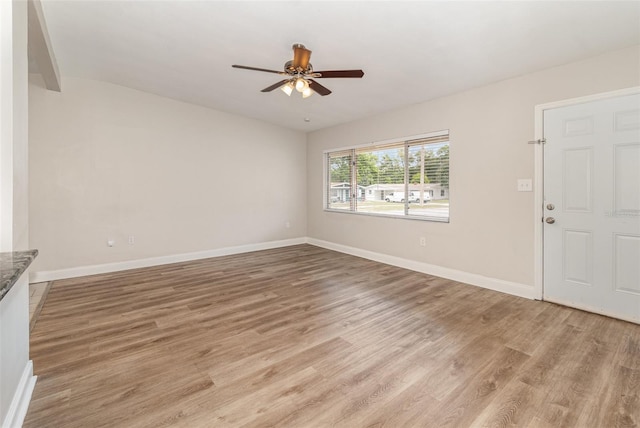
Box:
[323, 208, 449, 223]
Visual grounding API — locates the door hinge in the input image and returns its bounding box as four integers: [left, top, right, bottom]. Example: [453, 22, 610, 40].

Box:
[528, 138, 546, 145]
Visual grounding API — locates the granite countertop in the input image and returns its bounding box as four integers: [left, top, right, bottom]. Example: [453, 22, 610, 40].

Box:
[0, 250, 38, 302]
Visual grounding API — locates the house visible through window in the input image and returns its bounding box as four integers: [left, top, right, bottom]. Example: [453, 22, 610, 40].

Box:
[326, 131, 449, 222]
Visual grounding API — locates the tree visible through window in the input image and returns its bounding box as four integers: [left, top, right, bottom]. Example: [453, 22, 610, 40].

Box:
[326, 132, 449, 222]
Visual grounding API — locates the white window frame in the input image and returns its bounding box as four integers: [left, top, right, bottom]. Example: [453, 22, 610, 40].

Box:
[323, 130, 450, 222]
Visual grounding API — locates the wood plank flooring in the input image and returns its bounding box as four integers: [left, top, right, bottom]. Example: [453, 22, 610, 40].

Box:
[24, 244, 640, 427]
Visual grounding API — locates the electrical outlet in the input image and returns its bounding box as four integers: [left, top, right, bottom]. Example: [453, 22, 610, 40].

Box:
[419, 237, 426, 247]
[285, 221, 291, 228]
[128, 235, 135, 245]
[517, 178, 533, 192]
[107, 239, 115, 247]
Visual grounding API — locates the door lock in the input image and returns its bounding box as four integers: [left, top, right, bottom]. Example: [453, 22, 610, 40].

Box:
[545, 217, 556, 224]
[546, 203, 555, 210]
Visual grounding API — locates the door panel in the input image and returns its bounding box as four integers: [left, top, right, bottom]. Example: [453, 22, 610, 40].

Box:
[544, 93, 640, 323]
[614, 143, 640, 213]
[563, 147, 592, 212]
[563, 229, 592, 286]
[614, 233, 640, 295]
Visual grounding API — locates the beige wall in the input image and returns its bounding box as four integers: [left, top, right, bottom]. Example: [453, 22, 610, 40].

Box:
[11, 0, 29, 252]
[307, 46, 640, 289]
[29, 76, 307, 273]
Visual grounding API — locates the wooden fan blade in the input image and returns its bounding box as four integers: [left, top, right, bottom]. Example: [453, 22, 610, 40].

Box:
[308, 79, 332, 96]
[232, 65, 284, 75]
[314, 70, 364, 78]
[292, 44, 312, 70]
[261, 80, 291, 93]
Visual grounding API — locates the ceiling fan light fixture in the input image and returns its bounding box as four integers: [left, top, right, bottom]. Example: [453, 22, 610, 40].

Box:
[295, 78, 309, 93]
[280, 81, 294, 96]
[302, 87, 313, 98]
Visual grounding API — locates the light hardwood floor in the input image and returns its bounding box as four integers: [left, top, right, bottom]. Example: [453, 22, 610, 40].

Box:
[24, 245, 640, 427]
[29, 281, 52, 332]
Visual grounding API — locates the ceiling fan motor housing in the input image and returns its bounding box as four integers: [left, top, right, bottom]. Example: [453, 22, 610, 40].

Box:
[284, 60, 313, 75]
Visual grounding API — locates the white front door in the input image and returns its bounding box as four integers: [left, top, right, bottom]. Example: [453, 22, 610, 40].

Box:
[543, 93, 640, 323]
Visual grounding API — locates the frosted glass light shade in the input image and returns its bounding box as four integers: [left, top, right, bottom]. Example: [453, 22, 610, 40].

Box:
[281, 82, 294, 96]
[295, 78, 309, 93]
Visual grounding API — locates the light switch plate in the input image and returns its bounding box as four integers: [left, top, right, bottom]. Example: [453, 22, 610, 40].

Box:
[517, 179, 533, 192]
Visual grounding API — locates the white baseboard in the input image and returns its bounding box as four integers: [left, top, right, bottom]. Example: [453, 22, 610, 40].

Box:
[307, 238, 537, 300]
[2, 361, 36, 428]
[30, 236, 536, 301]
[30, 237, 307, 283]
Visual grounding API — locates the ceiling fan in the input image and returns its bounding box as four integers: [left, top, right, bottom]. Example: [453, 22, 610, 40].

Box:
[232, 44, 364, 98]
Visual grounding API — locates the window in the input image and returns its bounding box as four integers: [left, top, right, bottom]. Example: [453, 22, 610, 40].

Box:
[325, 131, 449, 222]
[327, 150, 353, 210]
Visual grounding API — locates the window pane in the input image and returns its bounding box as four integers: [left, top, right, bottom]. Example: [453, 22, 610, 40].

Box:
[356, 144, 407, 216]
[407, 141, 449, 220]
[327, 152, 352, 210]
[325, 132, 449, 222]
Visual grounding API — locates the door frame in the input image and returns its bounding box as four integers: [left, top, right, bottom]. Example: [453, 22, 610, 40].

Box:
[533, 86, 640, 304]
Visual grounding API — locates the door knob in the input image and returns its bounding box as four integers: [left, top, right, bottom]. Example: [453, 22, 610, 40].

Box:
[545, 217, 555, 224]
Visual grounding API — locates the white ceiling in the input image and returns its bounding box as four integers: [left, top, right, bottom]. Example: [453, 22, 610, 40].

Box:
[39, 1, 640, 132]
